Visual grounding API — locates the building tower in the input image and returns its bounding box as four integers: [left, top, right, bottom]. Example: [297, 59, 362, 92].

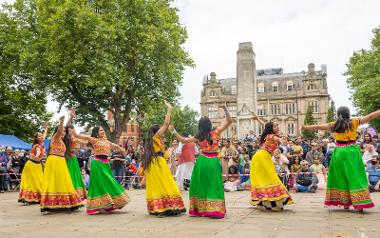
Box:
[236, 42, 257, 137]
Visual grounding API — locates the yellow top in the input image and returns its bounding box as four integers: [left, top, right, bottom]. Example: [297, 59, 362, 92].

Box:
[330, 118, 361, 141]
[153, 133, 169, 159]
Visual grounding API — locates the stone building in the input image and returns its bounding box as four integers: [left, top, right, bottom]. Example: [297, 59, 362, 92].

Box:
[200, 42, 330, 138]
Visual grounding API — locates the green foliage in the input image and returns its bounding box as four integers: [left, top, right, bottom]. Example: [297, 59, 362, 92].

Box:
[346, 26, 380, 130]
[141, 103, 199, 144]
[0, 3, 51, 141]
[326, 100, 336, 123]
[302, 106, 316, 140]
[0, 0, 193, 143]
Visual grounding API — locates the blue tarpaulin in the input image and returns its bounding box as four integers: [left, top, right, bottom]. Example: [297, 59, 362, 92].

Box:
[0, 134, 32, 150]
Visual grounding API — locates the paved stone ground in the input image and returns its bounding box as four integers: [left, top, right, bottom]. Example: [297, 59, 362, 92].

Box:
[1, 190, 380, 238]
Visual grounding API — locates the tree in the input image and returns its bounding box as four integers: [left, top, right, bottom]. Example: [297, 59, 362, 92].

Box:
[346, 26, 380, 130]
[326, 100, 336, 123]
[302, 106, 316, 140]
[0, 4, 51, 141]
[0, 0, 193, 143]
[141, 103, 199, 144]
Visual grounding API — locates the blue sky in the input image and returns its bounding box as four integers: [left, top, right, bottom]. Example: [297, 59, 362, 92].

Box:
[1, 0, 380, 125]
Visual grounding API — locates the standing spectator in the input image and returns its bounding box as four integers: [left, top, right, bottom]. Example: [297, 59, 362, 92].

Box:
[279, 136, 291, 155]
[305, 142, 324, 165]
[167, 140, 179, 176]
[272, 148, 290, 187]
[367, 156, 380, 192]
[220, 140, 238, 181]
[360, 133, 375, 152]
[110, 151, 126, 184]
[82, 169, 90, 189]
[295, 160, 318, 193]
[175, 133, 197, 191]
[298, 136, 310, 160]
[0, 146, 9, 192]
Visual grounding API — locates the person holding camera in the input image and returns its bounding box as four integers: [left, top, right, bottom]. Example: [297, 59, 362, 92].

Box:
[295, 160, 319, 193]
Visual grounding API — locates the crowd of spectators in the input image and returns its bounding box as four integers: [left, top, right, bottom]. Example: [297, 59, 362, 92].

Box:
[1, 130, 380, 194]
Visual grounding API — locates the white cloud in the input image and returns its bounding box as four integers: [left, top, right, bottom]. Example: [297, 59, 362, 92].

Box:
[174, 0, 380, 114]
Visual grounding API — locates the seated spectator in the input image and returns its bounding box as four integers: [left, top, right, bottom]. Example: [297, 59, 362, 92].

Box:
[310, 158, 327, 190]
[362, 144, 378, 165]
[224, 165, 241, 192]
[305, 142, 324, 166]
[272, 148, 290, 188]
[367, 156, 380, 192]
[289, 156, 301, 188]
[295, 160, 318, 193]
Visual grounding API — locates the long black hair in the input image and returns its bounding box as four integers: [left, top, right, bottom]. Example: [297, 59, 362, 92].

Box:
[32, 132, 42, 147]
[259, 122, 274, 145]
[64, 125, 74, 159]
[331, 106, 353, 133]
[195, 116, 214, 146]
[142, 124, 160, 170]
[91, 127, 100, 138]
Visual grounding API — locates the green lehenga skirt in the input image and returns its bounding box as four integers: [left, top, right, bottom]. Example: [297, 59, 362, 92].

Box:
[325, 144, 374, 209]
[189, 154, 225, 218]
[67, 156, 86, 200]
[86, 157, 129, 214]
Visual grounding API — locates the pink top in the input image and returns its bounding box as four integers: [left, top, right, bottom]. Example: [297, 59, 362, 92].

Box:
[196, 129, 220, 154]
[262, 134, 279, 153]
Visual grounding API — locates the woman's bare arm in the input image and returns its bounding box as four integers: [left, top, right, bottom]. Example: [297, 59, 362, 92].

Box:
[42, 121, 49, 140]
[361, 109, 380, 124]
[301, 123, 330, 131]
[157, 101, 172, 136]
[217, 105, 233, 133]
[169, 124, 195, 144]
[250, 110, 265, 126]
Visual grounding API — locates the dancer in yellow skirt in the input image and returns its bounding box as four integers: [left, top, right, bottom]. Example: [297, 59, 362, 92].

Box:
[250, 114, 293, 210]
[18, 122, 48, 204]
[40, 116, 82, 212]
[142, 101, 186, 216]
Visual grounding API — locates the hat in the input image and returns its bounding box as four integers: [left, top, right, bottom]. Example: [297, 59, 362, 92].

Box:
[111, 151, 124, 159]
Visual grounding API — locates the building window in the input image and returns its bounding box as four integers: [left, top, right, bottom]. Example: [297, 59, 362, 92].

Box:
[258, 124, 264, 135]
[285, 103, 296, 115]
[209, 90, 216, 97]
[257, 105, 266, 116]
[271, 104, 281, 115]
[231, 85, 237, 94]
[258, 82, 265, 93]
[208, 107, 218, 118]
[228, 105, 237, 117]
[272, 82, 279, 92]
[287, 81, 294, 91]
[287, 123, 295, 135]
[307, 84, 317, 90]
[308, 101, 318, 113]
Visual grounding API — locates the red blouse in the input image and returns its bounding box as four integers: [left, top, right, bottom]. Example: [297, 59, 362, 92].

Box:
[31, 144, 45, 161]
[262, 134, 279, 153]
[196, 129, 220, 154]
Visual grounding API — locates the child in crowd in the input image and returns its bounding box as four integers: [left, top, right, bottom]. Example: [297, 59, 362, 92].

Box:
[224, 165, 241, 192]
[310, 157, 327, 190]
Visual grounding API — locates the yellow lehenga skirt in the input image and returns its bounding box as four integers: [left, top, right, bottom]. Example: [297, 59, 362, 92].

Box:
[250, 149, 294, 209]
[18, 160, 44, 204]
[145, 157, 186, 215]
[40, 155, 82, 212]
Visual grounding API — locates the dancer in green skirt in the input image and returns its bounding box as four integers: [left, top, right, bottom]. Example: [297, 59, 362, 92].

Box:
[170, 104, 233, 218]
[302, 106, 380, 211]
[64, 109, 87, 200]
[75, 126, 129, 214]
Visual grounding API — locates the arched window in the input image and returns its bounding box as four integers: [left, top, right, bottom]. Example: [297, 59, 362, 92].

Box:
[272, 82, 279, 92]
[258, 82, 265, 93]
[287, 81, 294, 91]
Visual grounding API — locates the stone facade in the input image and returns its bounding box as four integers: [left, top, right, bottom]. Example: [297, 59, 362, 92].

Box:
[200, 42, 330, 138]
